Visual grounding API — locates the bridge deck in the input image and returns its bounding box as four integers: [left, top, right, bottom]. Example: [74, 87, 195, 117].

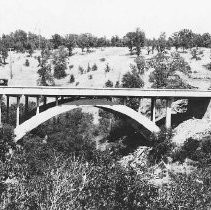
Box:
[0, 87, 211, 98]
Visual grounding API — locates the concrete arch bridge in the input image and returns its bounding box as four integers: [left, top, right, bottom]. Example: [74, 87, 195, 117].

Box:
[0, 87, 210, 142]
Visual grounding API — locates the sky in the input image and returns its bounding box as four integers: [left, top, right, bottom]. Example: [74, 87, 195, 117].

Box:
[0, 0, 211, 38]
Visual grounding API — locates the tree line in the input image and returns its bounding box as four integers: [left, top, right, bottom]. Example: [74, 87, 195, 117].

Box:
[1, 28, 211, 64]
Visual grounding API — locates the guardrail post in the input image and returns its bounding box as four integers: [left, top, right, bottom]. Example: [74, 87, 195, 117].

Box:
[16, 96, 21, 127]
[36, 96, 40, 115]
[166, 98, 173, 129]
[151, 97, 156, 123]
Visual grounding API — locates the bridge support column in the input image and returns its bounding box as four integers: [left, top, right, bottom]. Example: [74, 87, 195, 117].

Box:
[138, 98, 142, 113]
[25, 96, 28, 116]
[151, 98, 156, 123]
[0, 95, 2, 128]
[55, 96, 59, 106]
[6, 95, 9, 123]
[16, 96, 21, 127]
[166, 98, 173, 129]
[36, 96, 40, 115]
[43, 96, 47, 106]
[123, 97, 127, 105]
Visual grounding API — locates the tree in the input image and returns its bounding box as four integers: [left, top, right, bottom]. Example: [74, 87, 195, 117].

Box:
[97, 37, 108, 49]
[178, 29, 194, 51]
[157, 32, 167, 52]
[12, 29, 28, 52]
[110, 35, 123, 47]
[201, 33, 211, 48]
[191, 33, 203, 49]
[0, 40, 8, 64]
[121, 69, 144, 110]
[121, 70, 144, 88]
[130, 56, 146, 75]
[77, 34, 89, 52]
[37, 53, 55, 86]
[124, 29, 145, 56]
[64, 34, 77, 56]
[133, 28, 145, 56]
[51, 34, 64, 49]
[25, 41, 35, 56]
[52, 46, 68, 79]
[149, 52, 192, 89]
[123, 32, 136, 55]
[170, 32, 180, 51]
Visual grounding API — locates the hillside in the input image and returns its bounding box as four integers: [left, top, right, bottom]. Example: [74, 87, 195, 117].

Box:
[1, 47, 211, 89]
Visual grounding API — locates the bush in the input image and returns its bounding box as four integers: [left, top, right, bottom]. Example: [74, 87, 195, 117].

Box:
[87, 63, 91, 73]
[105, 63, 111, 73]
[0, 124, 15, 162]
[100, 58, 106, 62]
[148, 127, 174, 164]
[0, 151, 159, 210]
[69, 65, 74, 69]
[54, 63, 67, 79]
[69, 74, 75, 83]
[92, 63, 98, 71]
[191, 49, 201, 60]
[156, 169, 211, 209]
[88, 74, 93, 80]
[78, 66, 84, 74]
[25, 59, 30, 67]
[105, 80, 113, 87]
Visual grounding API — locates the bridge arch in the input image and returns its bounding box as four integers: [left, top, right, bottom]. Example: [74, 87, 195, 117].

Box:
[14, 99, 160, 142]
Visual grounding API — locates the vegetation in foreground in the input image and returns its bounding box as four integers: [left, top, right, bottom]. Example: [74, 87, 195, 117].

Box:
[0, 106, 210, 209]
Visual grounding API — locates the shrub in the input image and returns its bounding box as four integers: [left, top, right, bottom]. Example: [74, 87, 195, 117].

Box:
[0, 124, 15, 162]
[87, 63, 91, 73]
[105, 80, 113, 87]
[100, 58, 106, 62]
[148, 127, 174, 164]
[115, 81, 120, 88]
[69, 74, 75, 83]
[78, 66, 84, 74]
[69, 65, 74, 69]
[88, 74, 93, 80]
[191, 49, 201, 60]
[25, 59, 30, 67]
[54, 62, 67, 79]
[92, 63, 98, 71]
[105, 63, 111, 73]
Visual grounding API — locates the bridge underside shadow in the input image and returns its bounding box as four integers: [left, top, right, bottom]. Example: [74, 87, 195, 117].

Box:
[156, 98, 211, 128]
[15, 99, 160, 142]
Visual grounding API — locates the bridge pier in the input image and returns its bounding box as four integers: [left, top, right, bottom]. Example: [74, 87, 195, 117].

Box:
[36, 96, 40, 115]
[151, 98, 156, 123]
[16, 96, 21, 127]
[6, 96, 9, 123]
[166, 98, 173, 129]
[25, 96, 29, 116]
